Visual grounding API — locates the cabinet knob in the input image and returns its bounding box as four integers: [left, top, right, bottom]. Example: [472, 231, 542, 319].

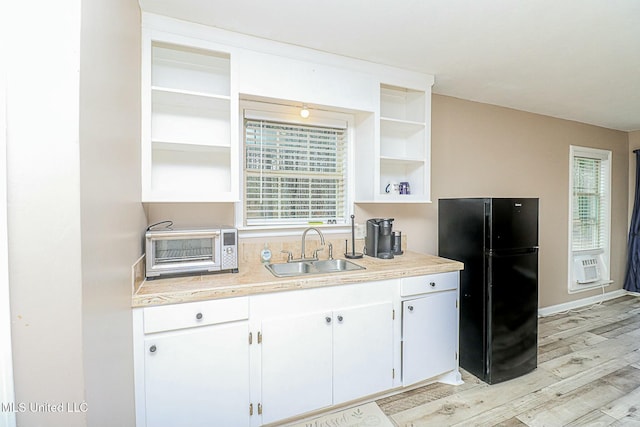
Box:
[149, 345, 157, 353]
[325, 316, 332, 324]
[196, 312, 203, 320]
[429, 282, 436, 288]
[408, 305, 414, 312]
[337, 315, 343, 322]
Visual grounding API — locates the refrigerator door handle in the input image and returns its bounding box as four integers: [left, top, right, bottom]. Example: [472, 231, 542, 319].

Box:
[488, 247, 539, 257]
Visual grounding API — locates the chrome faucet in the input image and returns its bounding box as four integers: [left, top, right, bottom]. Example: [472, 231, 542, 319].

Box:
[300, 227, 325, 261]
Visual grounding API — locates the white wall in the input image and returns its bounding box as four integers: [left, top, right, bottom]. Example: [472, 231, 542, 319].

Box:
[6, 1, 145, 426]
[6, 1, 86, 426]
[0, 5, 16, 424]
[79, 0, 146, 425]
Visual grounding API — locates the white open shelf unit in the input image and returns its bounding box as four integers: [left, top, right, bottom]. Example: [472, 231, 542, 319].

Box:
[143, 38, 236, 202]
[371, 84, 430, 203]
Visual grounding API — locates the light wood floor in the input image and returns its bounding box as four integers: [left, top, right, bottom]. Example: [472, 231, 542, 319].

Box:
[377, 295, 640, 427]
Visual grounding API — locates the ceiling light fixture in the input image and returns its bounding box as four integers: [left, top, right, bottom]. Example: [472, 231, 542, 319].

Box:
[300, 104, 310, 119]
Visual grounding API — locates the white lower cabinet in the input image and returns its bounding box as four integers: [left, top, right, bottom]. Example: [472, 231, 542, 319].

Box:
[259, 301, 394, 424]
[134, 274, 460, 426]
[402, 290, 459, 385]
[134, 297, 251, 427]
[260, 310, 333, 424]
[332, 302, 394, 403]
[144, 322, 251, 427]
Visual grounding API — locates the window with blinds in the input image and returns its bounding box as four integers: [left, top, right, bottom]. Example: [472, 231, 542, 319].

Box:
[244, 119, 347, 226]
[570, 148, 611, 253]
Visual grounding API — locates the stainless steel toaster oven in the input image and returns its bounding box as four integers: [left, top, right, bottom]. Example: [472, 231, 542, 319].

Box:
[145, 226, 238, 279]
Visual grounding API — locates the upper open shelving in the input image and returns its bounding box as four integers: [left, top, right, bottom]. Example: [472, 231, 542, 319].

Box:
[152, 42, 230, 97]
[373, 84, 430, 203]
[142, 34, 237, 202]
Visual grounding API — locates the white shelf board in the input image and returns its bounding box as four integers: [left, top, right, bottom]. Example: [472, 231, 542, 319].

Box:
[379, 155, 426, 165]
[380, 118, 425, 139]
[152, 140, 231, 152]
[152, 86, 230, 103]
[380, 116, 426, 128]
[354, 197, 432, 204]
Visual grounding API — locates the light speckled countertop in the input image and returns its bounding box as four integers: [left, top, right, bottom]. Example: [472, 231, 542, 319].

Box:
[132, 251, 463, 307]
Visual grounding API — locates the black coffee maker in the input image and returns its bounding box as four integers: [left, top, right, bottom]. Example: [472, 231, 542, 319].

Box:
[365, 218, 395, 259]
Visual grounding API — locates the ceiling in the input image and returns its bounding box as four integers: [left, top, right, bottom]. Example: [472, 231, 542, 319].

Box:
[140, 0, 640, 131]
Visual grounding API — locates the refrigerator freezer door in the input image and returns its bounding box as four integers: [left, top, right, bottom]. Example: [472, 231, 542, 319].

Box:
[489, 198, 539, 251]
[487, 249, 538, 384]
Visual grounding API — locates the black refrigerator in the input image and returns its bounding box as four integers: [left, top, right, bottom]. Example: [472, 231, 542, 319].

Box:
[438, 198, 539, 384]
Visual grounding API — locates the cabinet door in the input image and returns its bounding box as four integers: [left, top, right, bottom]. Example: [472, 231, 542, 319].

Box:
[333, 302, 394, 403]
[144, 322, 250, 427]
[402, 291, 458, 385]
[260, 311, 333, 424]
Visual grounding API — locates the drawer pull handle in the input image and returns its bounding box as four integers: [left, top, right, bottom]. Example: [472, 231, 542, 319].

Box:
[408, 305, 414, 312]
[196, 312, 203, 320]
[337, 315, 343, 322]
[149, 345, 157, 353]
[429, 282, 436, 288]
[325, 316, 332, 324]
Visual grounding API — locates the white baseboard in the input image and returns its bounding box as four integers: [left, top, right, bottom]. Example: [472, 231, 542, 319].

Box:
[538, 289, 630, 317]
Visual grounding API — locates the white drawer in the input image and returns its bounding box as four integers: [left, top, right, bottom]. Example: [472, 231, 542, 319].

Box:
[143, 297, 249, 334]
[400, 272, 458, 297]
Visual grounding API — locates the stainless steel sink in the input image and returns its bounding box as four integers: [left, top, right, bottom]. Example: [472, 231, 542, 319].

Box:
[312, 259, 365, 273]
[265, 259, 365, 277]
[265, 262, 314, 276]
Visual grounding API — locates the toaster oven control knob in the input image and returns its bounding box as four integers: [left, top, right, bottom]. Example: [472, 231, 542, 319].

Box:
[149, 345, 157, 353]
[196, 312, 203, 320]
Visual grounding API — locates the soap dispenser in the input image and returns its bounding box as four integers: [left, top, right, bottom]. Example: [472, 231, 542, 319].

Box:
[260, 243, 272, 264]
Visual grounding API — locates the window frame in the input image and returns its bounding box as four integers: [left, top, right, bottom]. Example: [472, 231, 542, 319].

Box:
[235, 100, 355, 236]
[567, 145, 612, 293]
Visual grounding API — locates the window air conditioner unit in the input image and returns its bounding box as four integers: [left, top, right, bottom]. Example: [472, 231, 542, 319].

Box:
[574, 255, 602, 284]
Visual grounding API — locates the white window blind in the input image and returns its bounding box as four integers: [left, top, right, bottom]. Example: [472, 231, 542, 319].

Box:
[571, 154, 608, 251]
[244, 119, 347, 226]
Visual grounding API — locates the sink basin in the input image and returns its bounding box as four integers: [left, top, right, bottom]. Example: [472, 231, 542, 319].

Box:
[265, 259, 365, 277]
[265, 262, 314, 276]
[312, 259, 365, 273]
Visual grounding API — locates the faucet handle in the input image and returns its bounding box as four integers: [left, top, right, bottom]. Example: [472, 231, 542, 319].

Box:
[280, 250, 293, 262]
[312, 246, 325, 260]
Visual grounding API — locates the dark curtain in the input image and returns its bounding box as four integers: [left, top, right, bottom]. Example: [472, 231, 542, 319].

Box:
[624, 149, 640, 292]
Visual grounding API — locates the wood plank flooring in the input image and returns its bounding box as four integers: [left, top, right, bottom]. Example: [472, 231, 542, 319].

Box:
[377, 295, 640, 427]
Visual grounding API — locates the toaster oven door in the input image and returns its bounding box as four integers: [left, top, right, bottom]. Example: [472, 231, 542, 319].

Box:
[147, 231, 220, 277]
